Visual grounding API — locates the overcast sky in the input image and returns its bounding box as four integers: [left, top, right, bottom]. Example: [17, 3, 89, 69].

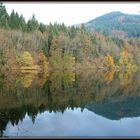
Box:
[4, 2, 140, 26]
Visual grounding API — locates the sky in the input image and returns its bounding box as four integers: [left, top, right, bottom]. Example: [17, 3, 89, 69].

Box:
[4, 108, 140, 136]
[4, 2, 140, 26]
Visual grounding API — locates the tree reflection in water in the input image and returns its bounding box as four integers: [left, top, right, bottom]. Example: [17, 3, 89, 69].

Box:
[0, 69, 140, 136]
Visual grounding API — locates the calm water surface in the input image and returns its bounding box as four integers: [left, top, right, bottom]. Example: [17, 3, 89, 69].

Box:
[0, 70, 140, 137]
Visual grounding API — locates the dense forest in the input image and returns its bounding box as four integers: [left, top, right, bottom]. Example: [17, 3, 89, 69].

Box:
[0, 3, 140, 77]
[84, 11, 140, 38]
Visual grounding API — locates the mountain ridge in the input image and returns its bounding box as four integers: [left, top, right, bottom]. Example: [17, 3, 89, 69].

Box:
[73, 11, 140, 38]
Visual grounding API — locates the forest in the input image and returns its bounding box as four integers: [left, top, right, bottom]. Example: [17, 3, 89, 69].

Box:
[84, 11, 140, 38]
[0, 2, 140, 78]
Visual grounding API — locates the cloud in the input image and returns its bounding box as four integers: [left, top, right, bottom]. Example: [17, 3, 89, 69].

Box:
[4, 2, 140, 26]
[4, 108, 140, 136]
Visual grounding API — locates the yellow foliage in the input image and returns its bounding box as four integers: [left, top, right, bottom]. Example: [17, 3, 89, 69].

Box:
[119, 48, 131, 67]
[16, 73, 35, 88]
[21, 51, 33, 66]
[64, 54, 75, 70]
[104, 69, 115, 84]
[21, 75, 34, 88]
[38, 52, 49, 76]
[118, 71, 130, 86]
[104, 54, 115, 71]
[114, 65, 120, 72]
[16, 51, 34, 66]
[118, 48, 138, 85]
[20, 65, 39, 70]
[132, 64, 138, 72]
[102, 54, 115, 84]
[63, 71, 75, 87]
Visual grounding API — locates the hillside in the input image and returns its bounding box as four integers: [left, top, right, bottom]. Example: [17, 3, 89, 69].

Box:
[86, 96, 140, 120]
[0, 3, 140, 75]
[84, 11, 140, 38]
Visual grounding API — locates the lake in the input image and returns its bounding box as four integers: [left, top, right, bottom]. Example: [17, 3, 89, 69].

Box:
[0, 69, 140, 137]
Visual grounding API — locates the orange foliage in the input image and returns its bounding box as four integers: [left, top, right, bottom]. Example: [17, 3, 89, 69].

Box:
[38, 51, 49, 77]
[104, 54, 115, 71]
[104, 69, 115, 84]
[119, 48, 131, 66]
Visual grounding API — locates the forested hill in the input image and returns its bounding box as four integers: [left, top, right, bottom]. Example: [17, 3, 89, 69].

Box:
[0, 3, 140, 75]
[84, 11, 140, 38]
[86, 96, 140, 120]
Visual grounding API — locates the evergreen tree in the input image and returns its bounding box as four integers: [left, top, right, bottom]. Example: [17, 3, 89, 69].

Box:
[9, 10, 16, 29]
[15, 12, 20, 29]
[38, 22, 46, 33]
[0, 2, 9, 29]
[19, 14, 27, 31]
[27, 14, 39, 32]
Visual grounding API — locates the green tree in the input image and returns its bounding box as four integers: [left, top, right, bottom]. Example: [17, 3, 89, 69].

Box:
[39, 23, 46, 33]
[19, 14, 27, 31]
[0, 2, 9, 29]
[27, 14, 39, 32]
[9, 10, 20, 29]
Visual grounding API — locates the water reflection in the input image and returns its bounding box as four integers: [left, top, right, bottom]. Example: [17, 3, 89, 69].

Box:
[3, 108, 140, 137]
[0, 69, 140, 137]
